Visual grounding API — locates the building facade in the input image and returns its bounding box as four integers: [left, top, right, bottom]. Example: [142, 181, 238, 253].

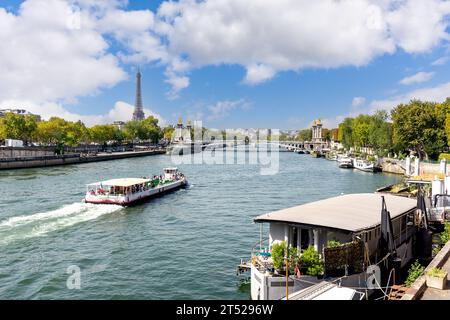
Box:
[312, 119, 323, 143]
[0, 109, 41, 121]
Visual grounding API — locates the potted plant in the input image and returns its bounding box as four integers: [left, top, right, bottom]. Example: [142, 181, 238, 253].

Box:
[426, 267, 448, 290]
[271, 241, 298, 274]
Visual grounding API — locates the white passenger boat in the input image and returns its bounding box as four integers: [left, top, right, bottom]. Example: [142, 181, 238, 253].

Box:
[85, 168, 187, 205]
[353, 159, 376, 172]
[337, 157, 353, 168]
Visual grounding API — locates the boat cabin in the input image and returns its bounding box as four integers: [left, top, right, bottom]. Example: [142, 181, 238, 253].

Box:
[87, 178, 152, 198]
[164, 168, 179, 181]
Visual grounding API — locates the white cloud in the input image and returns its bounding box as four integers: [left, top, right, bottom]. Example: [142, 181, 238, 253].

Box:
[321, 115, 346, 129]
[431, 56, 449, 66]
[207, 100, 251, 121]
[370, 82, 450, 112]
[2, 0, 450, 112]
[322, 81, 450, 128]
[164, 72, 190, 100]
[399, 71, 435, 85]
[0, 0, 170, 124]
[153, 0, 450, 92]
[386, 0, 450, 53]
[0, 0, 127, 104]
[352, 97, 366, 108]
[244, 64, 276, 85]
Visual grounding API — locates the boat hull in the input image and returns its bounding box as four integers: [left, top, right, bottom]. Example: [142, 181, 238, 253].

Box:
[85, 179, 187, 206]
[354, 164, 375, 172]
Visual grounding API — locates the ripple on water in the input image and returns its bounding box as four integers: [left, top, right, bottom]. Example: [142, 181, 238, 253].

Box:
[0, 153, 402, 299]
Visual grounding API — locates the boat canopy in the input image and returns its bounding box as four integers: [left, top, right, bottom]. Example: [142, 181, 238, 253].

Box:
[88, 178, 151, 188]
[254, 193, 416, 233]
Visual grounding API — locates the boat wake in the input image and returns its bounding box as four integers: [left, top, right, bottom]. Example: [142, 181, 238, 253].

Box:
[0, 202, 123, 246]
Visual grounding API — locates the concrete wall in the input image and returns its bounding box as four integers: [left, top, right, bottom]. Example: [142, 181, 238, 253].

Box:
[420, 162, 442, 175]
[402, 240, 450, 300]
[0, 149, 166, 170]
[269, 223, 286, 247]
[0, 147, 55, 159]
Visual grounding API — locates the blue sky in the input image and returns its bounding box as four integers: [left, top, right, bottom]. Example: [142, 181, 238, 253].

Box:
[1, 0, 450, 129]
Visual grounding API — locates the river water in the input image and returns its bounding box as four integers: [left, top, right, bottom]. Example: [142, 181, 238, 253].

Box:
[0, 151, 401, 299]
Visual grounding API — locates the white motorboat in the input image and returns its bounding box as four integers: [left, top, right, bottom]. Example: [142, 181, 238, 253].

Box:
[338, 157, 353, 168]
[353, 159, 376, 172]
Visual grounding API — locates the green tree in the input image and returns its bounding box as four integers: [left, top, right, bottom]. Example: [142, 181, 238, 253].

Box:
[338, 117, 354, 149]
[0, 113, 38, 144]
[65, 121, 89, 146]
[124, 121, 145, 141]
[141, 116, 163, 143]
[0, 121, 5, 141]
[35, 118, 92, 147]
[322, 128, 331, 142]
[89, 125, 117, 144]
[368, 110, 393, 155]
[352, 114, 371, 148]
[297, 129, 312, 141]
[163, 126, 175, 140]
[391, 100, 447, 160]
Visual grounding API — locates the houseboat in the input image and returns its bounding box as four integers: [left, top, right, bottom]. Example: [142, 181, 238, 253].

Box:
[85, 168, 187, 206]
[354, 159, 376, 172]
[244, 193, 427, 300]
[337, 157, 353, 168]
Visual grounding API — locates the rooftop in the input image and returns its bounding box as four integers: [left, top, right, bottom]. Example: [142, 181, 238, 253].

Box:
[254, 193, 416, 233]
[88, 178, 151, 187]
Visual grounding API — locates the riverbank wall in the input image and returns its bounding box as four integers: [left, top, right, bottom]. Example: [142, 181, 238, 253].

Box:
[402, 240, 450, 300]
[0, 149, 166, 170]
[380, 158, 444, 176]
[381, 158, 405, 175]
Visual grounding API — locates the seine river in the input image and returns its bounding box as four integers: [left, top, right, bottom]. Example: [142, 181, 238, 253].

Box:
[0, 151, 401, 299]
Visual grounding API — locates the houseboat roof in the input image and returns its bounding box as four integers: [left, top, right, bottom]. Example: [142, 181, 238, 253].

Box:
[89, 178, 151, 187]
[254, 193, 416, 233]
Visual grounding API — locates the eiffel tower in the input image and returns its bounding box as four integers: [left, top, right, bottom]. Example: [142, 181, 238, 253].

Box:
[132, 69, 145, 121]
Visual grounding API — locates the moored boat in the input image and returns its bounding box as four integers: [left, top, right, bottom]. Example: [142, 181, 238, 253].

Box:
[85, 168, 187, 206]
[241, 193, 422, 300]
[353, 159, 376, 172]
[338, 157, 353, 168]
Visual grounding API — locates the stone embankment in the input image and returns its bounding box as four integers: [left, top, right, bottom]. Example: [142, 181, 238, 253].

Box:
[380, 157, 445, 176]
[0, 148, 166, 170]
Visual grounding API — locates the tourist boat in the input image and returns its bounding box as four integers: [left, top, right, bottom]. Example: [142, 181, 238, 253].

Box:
[296, 149, 305, 154]
[354, 159, 376, 172]
[240, 193, 426, 300]
[337, 157, 353, 168]
[85, 168, 187, 205]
